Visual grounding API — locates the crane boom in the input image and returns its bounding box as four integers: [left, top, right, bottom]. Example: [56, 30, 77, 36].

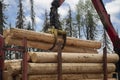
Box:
[59, 0, 65, 7]
[91, 0, 120, 79]
[91, 0, 120, 52]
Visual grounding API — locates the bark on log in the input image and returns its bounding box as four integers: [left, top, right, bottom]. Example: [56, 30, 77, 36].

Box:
[27, 74, 112, 80]
[27, 63, 115, 74]
[30, 52, 119, 63]
[5, 36, 97, 53]
[4, 28, 101, 49]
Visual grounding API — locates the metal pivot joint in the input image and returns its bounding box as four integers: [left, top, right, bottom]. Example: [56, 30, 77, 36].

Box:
[48, 28, 66, 51]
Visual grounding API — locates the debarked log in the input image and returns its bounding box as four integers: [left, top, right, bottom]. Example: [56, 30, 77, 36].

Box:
[27, 63, 115, 75]
[28, 74, 113, 80]
[4, 28, 101, 49]
[4, 59, 22, 70]
[7, 63, 116, 76]
[5, 36, 97, 53]
[30, 52, 119, 63]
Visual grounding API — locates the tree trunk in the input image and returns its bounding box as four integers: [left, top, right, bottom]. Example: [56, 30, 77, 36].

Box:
[15, 74, 115, 80]
[27, 63, 115, 75]
[3, 71, 13, 80]
[7, 63, 115, 75]
[30, 52, 119, 63]
[27, 74, 113, 80]
[4, 59, 22, 70]
[0, 2, 3, 35]
[7, 64, 21, 76]
[4, 28, 101, 49]
[5, 36, 97, 53]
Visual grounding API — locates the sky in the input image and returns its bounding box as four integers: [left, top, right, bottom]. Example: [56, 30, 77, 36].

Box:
[3, 0, 120, 36]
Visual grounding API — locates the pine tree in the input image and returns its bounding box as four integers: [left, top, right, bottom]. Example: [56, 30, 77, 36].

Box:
[75, 0, 84, 38]
[30, 0, 35, 30]
[102, 28, 113, 53]
[42, 10, 50, 32]
[0, 0, 7, 34]
[84, 0, 98, 40]
[75, 0, 99, 40]
[65, 6, 73, 37]
[27, 21, 32, 30]
[16, 0, 25, 29]
[85, 10, 96, 40]
[0, 1, 3, 34]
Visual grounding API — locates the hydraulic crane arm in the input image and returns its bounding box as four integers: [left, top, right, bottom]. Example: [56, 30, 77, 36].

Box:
[51, 0, 65, 8]
[50, 0, 120, 53]
[92, 0, 120, 79]
[91, 0, 120, 54]
[50, 0, 65, 29]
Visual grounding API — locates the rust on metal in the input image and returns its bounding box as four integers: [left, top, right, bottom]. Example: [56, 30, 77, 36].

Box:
[103, 47, 108, 80]
[57, 41, 62, 80]
[0, 35, 4, 80]
[22, 38, 28, 80]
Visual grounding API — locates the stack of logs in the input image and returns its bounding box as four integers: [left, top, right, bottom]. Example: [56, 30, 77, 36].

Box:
[3, 28, 119, 80]
[4, 28, 101, 53]
[3, 52, 119, 80]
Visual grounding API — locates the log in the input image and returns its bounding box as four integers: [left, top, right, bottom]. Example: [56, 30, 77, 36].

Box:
[7, 64, 21, 76]
[27, 63, 115, 74]
[3, 29, 10, 38]
[27, 74, 112, 80]
[5, 36, 97, 53]
[8, 63, 115, 75]
[3, 71, 13, 80]
[80, 79, 116, 80]
[27, 52, 34, 62]
[4, 28, 101, 49]
[15, 74, 22, 80]
[4, 59, 22, 70]
[16, 74, 114, 80]
[29, 78, 117, 80]
[31, 52, 119, 63]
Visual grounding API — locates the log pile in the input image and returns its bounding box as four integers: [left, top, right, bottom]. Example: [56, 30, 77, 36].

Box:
[3, 28, 119, 80]
[3, 52, 119, 80]
[4, 28, 101, 53]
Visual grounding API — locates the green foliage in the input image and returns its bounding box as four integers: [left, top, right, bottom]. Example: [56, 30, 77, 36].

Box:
[102, 29, 113, 53]
[75, 0, 99, 40]
[16, 0, 26, 29]
[42, 10, 50, 32]
[75, 1, 84, 38]
[65, 6, 73, 37]
[0, 0, 7, 34]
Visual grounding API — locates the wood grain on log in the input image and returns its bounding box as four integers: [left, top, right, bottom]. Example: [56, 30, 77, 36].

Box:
[7, 63, 115, 75]
[5, 36, 97, 53]
[4, 28, 101, 49]
[30, 52, 119, 63]
[28, 74, 112, 80]
[3, 71, 13, 80]
[27, 63, 115, 74]
[4, 59, 22, 70]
